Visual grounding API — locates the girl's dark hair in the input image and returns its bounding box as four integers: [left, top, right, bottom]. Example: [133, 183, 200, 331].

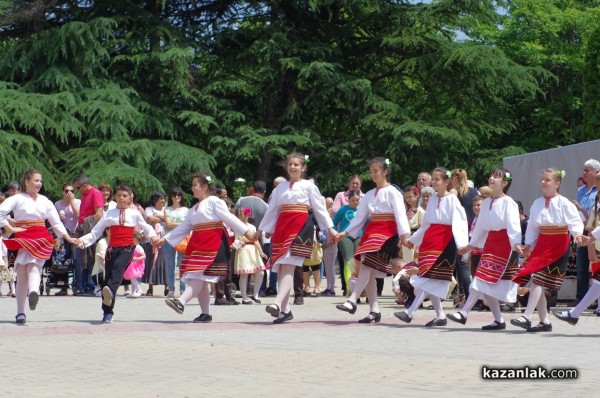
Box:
[116, 184, 133, 196]
[490, 168, 512, 194]
[348, 190, 361, 199]
[432, 167, 450, 181]
[368, 157, 390, 182]
[403, 185, 419, 196]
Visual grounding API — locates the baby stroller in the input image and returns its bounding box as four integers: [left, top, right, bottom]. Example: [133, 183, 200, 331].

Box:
[42, 234, 75, 295]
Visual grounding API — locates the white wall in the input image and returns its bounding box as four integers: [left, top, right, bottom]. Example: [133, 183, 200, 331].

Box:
[503, 139, 600, 214]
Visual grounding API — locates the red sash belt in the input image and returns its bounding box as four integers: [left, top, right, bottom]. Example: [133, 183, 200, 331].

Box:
[180, 222, 225, 276]
[4, 220, 53, 260]
[109, 226, 135, 246]
[354, 214, 396, 261]
[417, 224, 453, 276]
[269, 205, 309, 266]
[513, 226, 569, 285]
[474, 229, 511, 283]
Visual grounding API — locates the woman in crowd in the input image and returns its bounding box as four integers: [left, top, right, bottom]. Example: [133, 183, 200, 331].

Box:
[258, 153, 339, 324]
[447, 168, 521, 330]
[336, 157, 411, 323]
[512, 168, 583, 332]
[395, 167, 468, 327]
[141, 191, 169, 296]
[161, 173, 253, 322]
[0, 169, 77, 324]
[99, 182, 117, 211]
[331, 190, 362, 296]
[163, 187, 189, 298]
[402, 185, 425, 263]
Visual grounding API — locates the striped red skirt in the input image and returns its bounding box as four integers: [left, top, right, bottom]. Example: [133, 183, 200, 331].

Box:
[513, 226, 570, 289]
[268, 205, 313, 268]
[475, 229, 518, 284]
[417, 224, 456, 281]
[180, 222, 231, 277]
[3, 221, 53, 260]
[354, 214, 398, 274]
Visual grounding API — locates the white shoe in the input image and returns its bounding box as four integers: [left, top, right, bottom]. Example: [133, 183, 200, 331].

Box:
[131, 291, 142, 298]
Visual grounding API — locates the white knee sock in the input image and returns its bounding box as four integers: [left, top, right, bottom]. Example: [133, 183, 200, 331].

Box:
[523, 283, 543, 320]
[275, 265, 294, 313]
[460, 288, 482, 317]
[239, 274, 249, 300]
[570, 282, 600, 317]
[253, 271, 263, 298]
[131, 279, 140, 294]
[348, 266, 372, 304]
[365, 273, 379, 313]
[430, 296, 444, 319]
[15, 264, 29, 314]
[179, 279, 203, 306]
[198, 281, 211, 314]
[485, 295, 503, 323]
[406, 289, 427, 318]
[27, 264, 41, 295]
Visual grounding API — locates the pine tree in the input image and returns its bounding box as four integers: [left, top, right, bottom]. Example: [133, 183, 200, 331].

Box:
[583, 25, 600, 138]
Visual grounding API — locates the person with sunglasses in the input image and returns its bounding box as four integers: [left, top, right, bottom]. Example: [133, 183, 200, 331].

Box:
[53, 183, 81, 295]
[163, 188, 189, 298]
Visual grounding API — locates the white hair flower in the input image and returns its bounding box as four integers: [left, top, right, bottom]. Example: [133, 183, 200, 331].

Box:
[558, 170, 566, 179]
[446, 170, 452, 178]
[206, 175, 212, 182]
[304, 155, 310, 163]
[384, 158, 390, 166]
[504, 172, 512, 181]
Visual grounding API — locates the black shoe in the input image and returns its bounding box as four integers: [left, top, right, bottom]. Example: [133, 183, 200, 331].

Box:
[482, 321, 506, 330]
[101, 313, 113, 323]
[358, 312, 381, 324]
[293, 298, 304, 305]
[28, 291, 39, 311]
[227, 298, 240, 305]
[551, 310, 578, 326]
[499, 303, 515, 313]
[446, 312, 467, 325]
[250, 296, 262, 304]
[165, 298, 184, 314]
[265, 288, 277, 296]
[242, 299, 253, 305]
[273, 311, 293, 324]
[425, 318, 447, 327]
[214, 298, 233, 306]
[588, 302, 598, 310]
[15, 313, 26, 325]
[335, 300, 357, 314]
[265, 304, 280, 317]
[193, 313, 213, 323]
[510, 316, 531, 330]
[394, 311, 412, 324]
[527, 322, 552, 332]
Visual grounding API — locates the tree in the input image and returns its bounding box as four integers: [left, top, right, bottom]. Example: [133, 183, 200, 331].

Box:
[583, 25, 600, 138]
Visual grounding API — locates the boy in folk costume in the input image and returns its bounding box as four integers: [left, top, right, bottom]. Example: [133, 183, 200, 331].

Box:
[77, 185, 158, 323]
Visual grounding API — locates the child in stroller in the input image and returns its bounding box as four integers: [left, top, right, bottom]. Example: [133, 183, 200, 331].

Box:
[43, 236, 75, 296]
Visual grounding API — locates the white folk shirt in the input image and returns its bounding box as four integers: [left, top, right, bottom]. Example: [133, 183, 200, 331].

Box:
[409, 193, 469, 248]
[345, 185, 411, 239]
[79, 208, 156, 248]
[259, 179, 333, 267]
[0, 193, 69, 266]
[469, 196, 521, 250]
[525, 195, 583, 247]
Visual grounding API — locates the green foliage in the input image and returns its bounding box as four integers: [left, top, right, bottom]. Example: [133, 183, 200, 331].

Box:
[583, 25, 600, 138]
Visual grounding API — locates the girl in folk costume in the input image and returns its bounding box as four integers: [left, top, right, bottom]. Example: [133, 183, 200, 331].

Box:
[0, 169, 77, 324]
[335, 157, 411, 323]
[447, 168, 522, 330]
[78, 185, 158, 323]
[160, 173, 253, 322]
[258, 153, 339, 324]
[233, 207, 267, 304]
[395, 167, 469, 327]
[511, 168, 583, 332]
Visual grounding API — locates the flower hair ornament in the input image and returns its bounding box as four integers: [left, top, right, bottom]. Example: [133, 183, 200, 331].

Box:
[304, 155, 310, 163]
[206, 175, 213, 184]
[242, 207, 252, 217]
[446, 170, 452, 178]
[503, 172, 512, 181]
[384, 158, 390, 166]
[557, 170, 566, 180]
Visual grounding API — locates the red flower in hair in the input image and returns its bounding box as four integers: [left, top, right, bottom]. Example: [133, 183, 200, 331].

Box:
[243, 208, 252, 216]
